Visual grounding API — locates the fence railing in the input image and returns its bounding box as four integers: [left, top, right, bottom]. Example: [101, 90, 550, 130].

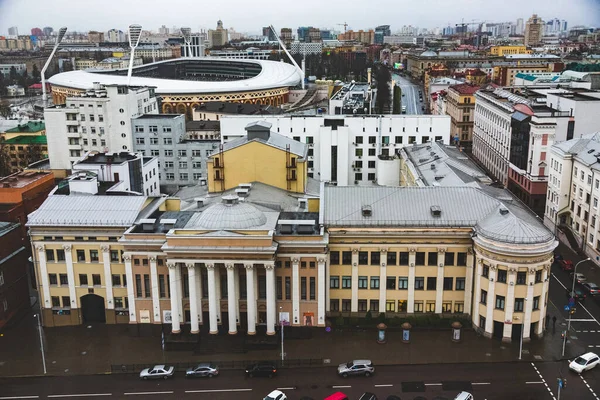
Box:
[111, 358, 323, 374]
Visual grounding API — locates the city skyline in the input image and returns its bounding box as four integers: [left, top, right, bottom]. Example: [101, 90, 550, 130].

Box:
[0, 0, 598, 37]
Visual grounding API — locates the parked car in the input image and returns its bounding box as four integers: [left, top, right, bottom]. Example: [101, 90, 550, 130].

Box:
[567, 287, 587, 302]
[554, 253, 563, 262]
[264, 390, 287, 400]
[185, 363, 219, 378]
[139, 364, 175, 380]
[559, 259, 574, 271]
[245, 362, 277, 378]
[454, 392, 474, 400]
[582, 282, 600, 295]
[570, 272, 587, 284]
[324, 393, 349, 400]
[337, 360, 375, 378]
[569, 352, 600, 373]
[359, 393, 377, 400]
[386, 396, 402, 400]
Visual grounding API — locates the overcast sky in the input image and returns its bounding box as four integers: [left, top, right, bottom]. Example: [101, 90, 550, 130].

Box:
[0, 0, 598, 36]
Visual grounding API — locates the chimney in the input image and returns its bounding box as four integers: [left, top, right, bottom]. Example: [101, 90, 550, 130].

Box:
[245, 121, 272, 141]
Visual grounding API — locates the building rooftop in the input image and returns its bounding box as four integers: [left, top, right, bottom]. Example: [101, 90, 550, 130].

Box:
[3, 135, 47, 145]
[134, 114, 182, 120]
[186, 120, 221, 131]
[4, 121, 45, 133]
[449, 83, 480, 95]
[218, 122, 307, 159]
[0, 171, 53, 190]
[194, 102, 284, 116]
[76, 152, 139, 165]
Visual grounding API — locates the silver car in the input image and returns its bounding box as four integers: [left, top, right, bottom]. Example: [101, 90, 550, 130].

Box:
[337, 359, 375, 378]
[186, 362, 219, 378]
[139, 364, 175, 380]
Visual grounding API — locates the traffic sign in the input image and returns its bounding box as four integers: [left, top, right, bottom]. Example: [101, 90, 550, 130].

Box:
[564, 305, 571, 311]
[569, 297, 576, 307]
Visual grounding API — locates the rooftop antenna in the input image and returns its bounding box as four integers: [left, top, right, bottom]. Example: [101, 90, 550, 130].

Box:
[42, 26, 67, 105]
[127, 24, 142, 86]
[181, 27, 192, 57]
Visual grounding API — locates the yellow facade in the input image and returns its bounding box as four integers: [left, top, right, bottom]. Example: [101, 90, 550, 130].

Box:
[489, 46, 531, 57]
[208, 141, 306, 194]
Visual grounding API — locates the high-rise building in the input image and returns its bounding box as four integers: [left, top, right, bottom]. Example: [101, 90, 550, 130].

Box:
[88, 31, 105, 43]
[8, 26, 18, 36]
[524, 14, 544, 46]
[158, 25, 169, 35]
[375, 25, 391, 44]
[43, 26, 53, 37]
[515, 18, 524, 35]
[262, 26, 276, 41]
[280, 28, 293, 46]
[182, 32, 207, 57]
[31, 28, 43, 37]
[106, 29, 126, 43]
[207, 20, 228, 48]
[297, 26, 311, 42]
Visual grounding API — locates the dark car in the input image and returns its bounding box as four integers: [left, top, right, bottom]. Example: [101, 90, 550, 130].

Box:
[568, 287, 587, 302]
[582, 282, 600, 295]
[245, 362, 277, 378]
[560, 259, 574, 271]
[554, 253, 564, 262]
[359, 393, 377, 400]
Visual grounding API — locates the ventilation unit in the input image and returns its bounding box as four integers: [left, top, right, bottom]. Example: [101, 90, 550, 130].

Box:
[430, 205, 442, 217]
[361, 205, 373, 217]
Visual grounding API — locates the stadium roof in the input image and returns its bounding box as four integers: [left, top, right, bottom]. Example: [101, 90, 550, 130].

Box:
[48, 57, 302, 94]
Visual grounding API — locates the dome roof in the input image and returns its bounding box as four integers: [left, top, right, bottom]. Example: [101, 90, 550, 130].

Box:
[194, 195, 267, 229]
[475, 205, 554, 244]
[420, 50, 437, 57]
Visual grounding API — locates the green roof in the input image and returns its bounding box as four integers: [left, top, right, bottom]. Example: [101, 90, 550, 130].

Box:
[3, 135, 47, 145]
[5, 121, 45, 133]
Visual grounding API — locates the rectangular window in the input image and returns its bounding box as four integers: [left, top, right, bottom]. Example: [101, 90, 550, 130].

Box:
[358, 300, 368, 312]
[457, 252, 467, 266]
[330, 276, 339, 289]
[178, 150, 187, 157]
[51, 296, 60, 307]
[514, 298, 524, 312]
[285, 277, 291, 300]
[56, 249, 65, 261]
[179, 161, 188, 169]
[415, 277, 424, 290]
[59, 273, 68, 285]
[61, 296, 71, 308]
[112, 274, 121, 286]
[358, 276, 368, 289]
[45, 249, 55, 261]
[386, 276, 396, 290]
[370, 276, 380, 289]
[442, 302, 452, 313]
[481, 289, 487, 305]
[454, 302, 464, 313]
[110, 250, 119, 262]
[330, 299, 339, 311]
[358, 251, 369, 265]
[90, 250, 98, 262]
[310, 277, 315, 300]
[455, 278, 465, 290]
[276, 277, 282, 300]
[92, 274, 101, 286]
[443, 277, 453, 290]
[76, 250, 85, 262]
[497, 270, 507, 283]
[49, 273, 58, 285]
[386, 300, 395, 312]
[444, 252, 455, 266]
[398, 277, 408, 289]
[370, 251, 380, 265]
[144, 274, 150, 297]
[428, 252, 437, 266]
[387, 252, 396, 265]
[399, 252, 409, 265]
[342, 251, 352, 265]
[533, 296, 540, 310]
[495, 295, 505, 310]
[342, 300, 352, 312]
[416, 252, 425, 265]
[414, 301, 424, 313]
[369, 300, 379, 312]
[164, 138, 172, 145]
[79, 274, 88, 286]
[135, 274, 142, 298]
[427, 277, 437, 290]
[301, 277, 307, 300]
[516, 272, 526, 285]
[482, 265, 489, 278]
[156, 275, 165, 298]
[535, 270, 542, 283]
[330, 251, 340, 264]
[342, 276, 352, 289]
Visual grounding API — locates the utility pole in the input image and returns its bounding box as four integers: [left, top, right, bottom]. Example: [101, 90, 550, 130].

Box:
[34, 313, 47, 374]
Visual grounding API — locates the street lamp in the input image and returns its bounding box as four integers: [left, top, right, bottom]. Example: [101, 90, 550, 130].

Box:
[41, 26, 67, 104]
[127, 24, 142, 86]
[562, 257, 591, 356]
[279, 306, 285, 365]
[180, 28, 192, 58]
[33, 313, 47, 374]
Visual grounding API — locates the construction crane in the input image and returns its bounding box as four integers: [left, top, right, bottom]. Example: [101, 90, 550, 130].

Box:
[455, 20, 484, 47]
[337, 22, 348, 33]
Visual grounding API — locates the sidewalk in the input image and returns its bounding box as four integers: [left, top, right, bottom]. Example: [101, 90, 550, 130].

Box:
[0, 307, 586, 378]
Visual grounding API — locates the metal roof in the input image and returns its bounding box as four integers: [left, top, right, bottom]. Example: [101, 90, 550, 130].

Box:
[48, 57, 302, 94]
[27, 195, 148, 227]
[219, 130, 308, 159]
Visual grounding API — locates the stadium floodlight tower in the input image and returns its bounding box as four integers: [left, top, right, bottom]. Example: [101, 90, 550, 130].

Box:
[127, 24, 143, 85]
[181, 27, 192, 57]
[41, 26, 67, 105]
[270, 25, 304, 89]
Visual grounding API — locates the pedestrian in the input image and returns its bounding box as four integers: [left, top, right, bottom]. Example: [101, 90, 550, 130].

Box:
[552, 316, 557, 333]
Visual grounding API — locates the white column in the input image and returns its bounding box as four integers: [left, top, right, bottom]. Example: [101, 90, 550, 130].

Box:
[234, 264, 240, 324]
[292, 258, 300, 325]
[253, 266, 259, 325]
[265, 262, 276, 335]
[325, 253, 331, 312]
[187, 263, 200, 334]
[317, 257, 326, 326]
[503, 268, 516, 340]
[435, 248, 445, 314]
[101, 245, 114, 310]
[464, 249, 474, 314]
[167, 262, 181, 334]
[407, 248, 416, 313]
[351, 249, 359, 312]
[485, 265, 497, 335]
[379, 249, 387, 313]
[63, 245, 77, 310]
[177, 264, 184, 301]
[472, 259, 482, 326]
[214, 265, 221, 323]
[537, 265, 550, 336]
[149, 256, 160, 323]
[523, 268, 536, 340]
[226, 263, 237, 334]
[245, 264, 256, 335]
[123, 255, 136, 323]
[195, 266, 203, 325]
[36, 245, 51, 310]
[206, 263, 218, 334]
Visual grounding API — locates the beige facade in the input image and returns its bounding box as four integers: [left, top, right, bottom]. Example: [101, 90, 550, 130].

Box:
[524, 14, 544, 46]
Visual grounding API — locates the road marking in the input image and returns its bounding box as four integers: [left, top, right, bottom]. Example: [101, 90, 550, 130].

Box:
[587, 345, 600, 347]
[124, 392, 173, 396]
[276, 387, 295, 391]
[472, 383, 491, 385]
[552, 273, 567, 289]
[0, 397, 40, 400]
[424, 383, 443, 386]
[568, 318, 597, 322]
[530, 362, 556, 400]
[374, 384, 394, 387]
[579, 375, 600, 400]
[577, 302, 600, 326]
[526, 381, 544, 384]
[332, 385, 351, 389]
[48, 395, 111, 398]
[185, 389, 252, 393]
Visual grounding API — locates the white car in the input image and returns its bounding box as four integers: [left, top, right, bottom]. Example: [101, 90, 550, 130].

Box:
[571, 272, 587, 283]
[569, 352, 600, 373]
[264, 390, 287, 400]
[139, 364, 175, 380]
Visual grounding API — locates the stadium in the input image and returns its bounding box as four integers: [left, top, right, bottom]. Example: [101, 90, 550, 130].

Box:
[47, 58, 303, 116]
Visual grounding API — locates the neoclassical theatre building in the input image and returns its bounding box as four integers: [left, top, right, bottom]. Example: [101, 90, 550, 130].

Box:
[28, 123, 557, 341]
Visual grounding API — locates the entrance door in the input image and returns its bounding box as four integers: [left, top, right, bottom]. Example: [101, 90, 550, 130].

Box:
[511, 323, 523, 342]
[80, 294, 106, 323]
[493, 321, 504, 340]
